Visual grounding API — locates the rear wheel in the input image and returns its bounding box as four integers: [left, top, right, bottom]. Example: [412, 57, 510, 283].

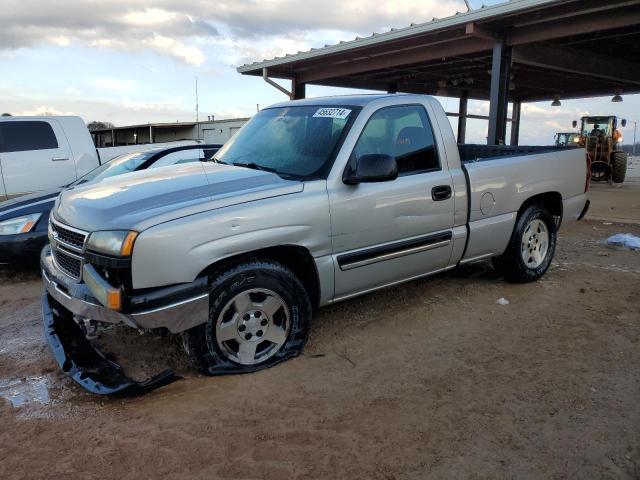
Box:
[492, 205, 557, 283]
[590, 162, 610, 182]
[611, 151, 627, 183]
[182, 261, 312, 375]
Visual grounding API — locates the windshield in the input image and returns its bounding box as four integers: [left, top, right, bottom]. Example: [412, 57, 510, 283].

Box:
[581, 117, 613, 136]
[214, 105, 358, 178]
[72, 151, 155, 186]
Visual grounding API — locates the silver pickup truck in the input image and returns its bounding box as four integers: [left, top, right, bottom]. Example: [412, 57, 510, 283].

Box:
[41, 94, 590, 394]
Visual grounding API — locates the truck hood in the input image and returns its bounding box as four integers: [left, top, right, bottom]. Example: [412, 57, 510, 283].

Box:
[54, 162, 303, 232]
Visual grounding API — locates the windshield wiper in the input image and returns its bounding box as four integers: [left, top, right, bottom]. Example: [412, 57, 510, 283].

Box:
[233, 162, 281, 175]
[215, 158, 296, 180]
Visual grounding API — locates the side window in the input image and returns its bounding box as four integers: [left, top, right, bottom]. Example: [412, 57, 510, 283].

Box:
[149, 149, 203, 169]
[0, 121, 58, 153]
[351, 105, 440, 175]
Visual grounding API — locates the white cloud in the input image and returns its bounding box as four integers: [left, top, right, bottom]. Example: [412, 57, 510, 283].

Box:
[91, 39, 127, 49]
[47, 35, 71, 46]
[210, 0, 466, 36]
[123, 8, 177, 26]
[0, 0, 463, 67]
[520, 103, 589, 143]
[143, 35, 205, 66]
[13, 105, 75, 116]
[120, 98, 187, 113]
[521, 103, 587, 118]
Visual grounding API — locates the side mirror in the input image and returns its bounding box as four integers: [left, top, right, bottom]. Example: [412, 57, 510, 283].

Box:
[572, 120, 578, 129]
[621, 119, 627, 128]
[344, 154, 398, 185]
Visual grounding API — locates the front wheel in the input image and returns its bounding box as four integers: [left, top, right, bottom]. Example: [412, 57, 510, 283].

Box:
[492, 205, 557, 283]
[611, 151, 627, 183]
[182, 261, 312, 375]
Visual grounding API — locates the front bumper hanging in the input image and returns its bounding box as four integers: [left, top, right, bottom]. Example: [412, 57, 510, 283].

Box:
[43, 292, 179, 395]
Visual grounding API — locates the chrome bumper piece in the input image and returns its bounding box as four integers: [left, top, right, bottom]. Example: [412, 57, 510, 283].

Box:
[41, 246, 209, 333]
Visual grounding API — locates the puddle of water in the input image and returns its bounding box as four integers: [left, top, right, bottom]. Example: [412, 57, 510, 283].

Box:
[0, 375, 51, 407]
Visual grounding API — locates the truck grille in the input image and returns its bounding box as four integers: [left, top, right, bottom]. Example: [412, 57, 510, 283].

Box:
[50, 219, 88, 282]
[53, 249, 82, 280]
[50, 222, 87, 250]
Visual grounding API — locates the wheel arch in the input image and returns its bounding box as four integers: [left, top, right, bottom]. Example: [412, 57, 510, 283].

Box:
[196, 245, 322, 308]
[518, 191, 563, 228]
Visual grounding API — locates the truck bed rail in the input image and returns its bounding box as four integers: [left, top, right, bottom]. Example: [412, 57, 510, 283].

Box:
[459, 144, 578, 163]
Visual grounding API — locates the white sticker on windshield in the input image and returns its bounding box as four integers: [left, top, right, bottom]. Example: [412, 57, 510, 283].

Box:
[313, 108, 352, 120]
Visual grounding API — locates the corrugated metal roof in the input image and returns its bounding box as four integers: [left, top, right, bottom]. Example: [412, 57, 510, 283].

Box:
[237, 0, 559, 73]
[91, 118, 250, 133]
[268, 93, 416, 109]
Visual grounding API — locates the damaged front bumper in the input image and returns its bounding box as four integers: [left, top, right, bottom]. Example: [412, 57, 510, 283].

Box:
[42, 293, 178, 395]
[41, 247, 209, 333]
[40, 246, 209, 395]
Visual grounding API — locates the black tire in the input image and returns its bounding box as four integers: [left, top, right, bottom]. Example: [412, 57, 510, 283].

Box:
[492, 205, 557, 283]
[590, 162, 610, 182]
[611, 151, 627, 183]
[182, 261, 312, 375]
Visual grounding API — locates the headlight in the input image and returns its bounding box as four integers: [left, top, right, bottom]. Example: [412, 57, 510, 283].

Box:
[0, 213, 42, 235]
[613, 129, 623, 142]
[86, 230, 138, 257]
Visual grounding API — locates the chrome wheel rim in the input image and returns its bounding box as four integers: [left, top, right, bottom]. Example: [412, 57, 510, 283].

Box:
[520, 219, 549, 269]
[215, 288, 290, 365]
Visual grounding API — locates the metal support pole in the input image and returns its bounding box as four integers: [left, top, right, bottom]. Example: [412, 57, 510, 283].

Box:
[457, 90, 469, 144]
[510, 100, 521, 146]
[262, 68, 293, 98]
[292, 78, 306, 100]
[149, 125, 154, 144]
[634, 121, 637, 155]
[487, 42, 511, 145]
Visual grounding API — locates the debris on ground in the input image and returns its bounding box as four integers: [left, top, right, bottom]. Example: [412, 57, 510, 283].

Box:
[606, 233, 640, 251]
[496, 297, 510, 305]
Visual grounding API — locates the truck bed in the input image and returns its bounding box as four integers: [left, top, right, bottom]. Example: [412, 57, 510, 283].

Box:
[459, 144, 577, 163]
[459, 144, 588, 263]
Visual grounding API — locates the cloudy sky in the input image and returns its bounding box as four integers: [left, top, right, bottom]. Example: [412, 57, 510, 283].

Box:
[0, 0, 637, 145]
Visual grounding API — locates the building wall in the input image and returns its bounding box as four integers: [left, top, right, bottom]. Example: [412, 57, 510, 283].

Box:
[152, 126, 197, 143]
[92, 118, 249, 147]
[200, 119, 247, 144]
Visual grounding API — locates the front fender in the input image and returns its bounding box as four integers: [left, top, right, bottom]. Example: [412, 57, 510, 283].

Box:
[131, 181, 332, 289]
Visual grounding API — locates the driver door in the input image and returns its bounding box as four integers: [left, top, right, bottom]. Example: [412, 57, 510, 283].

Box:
[328, 104, 456, 299]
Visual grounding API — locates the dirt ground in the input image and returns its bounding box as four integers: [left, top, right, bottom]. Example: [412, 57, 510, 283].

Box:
[587, 156, 640, 225]
[1, 181, 640, 479]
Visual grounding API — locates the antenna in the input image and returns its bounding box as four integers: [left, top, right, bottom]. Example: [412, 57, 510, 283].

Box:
[463, 0, 472, 11]
[195, 76, 200, 140]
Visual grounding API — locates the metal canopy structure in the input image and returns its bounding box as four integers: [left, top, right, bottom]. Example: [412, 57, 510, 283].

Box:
[238, 0, 640, 145]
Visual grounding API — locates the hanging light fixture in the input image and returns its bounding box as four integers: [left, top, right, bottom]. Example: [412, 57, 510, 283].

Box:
[551, 95, 561, 107]
[436, 80, 448, 97]
[611, 90, 623, 102]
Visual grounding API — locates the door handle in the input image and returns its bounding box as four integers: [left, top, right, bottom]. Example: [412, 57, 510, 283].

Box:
[431, 185, 452, 201]
[51, 157, 69, 162]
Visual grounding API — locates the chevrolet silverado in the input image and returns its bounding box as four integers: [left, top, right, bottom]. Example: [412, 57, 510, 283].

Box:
[40, 94, 590, 394]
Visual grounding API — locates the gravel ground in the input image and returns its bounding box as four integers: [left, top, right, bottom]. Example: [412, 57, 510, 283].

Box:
[1, 217, 639, 479]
